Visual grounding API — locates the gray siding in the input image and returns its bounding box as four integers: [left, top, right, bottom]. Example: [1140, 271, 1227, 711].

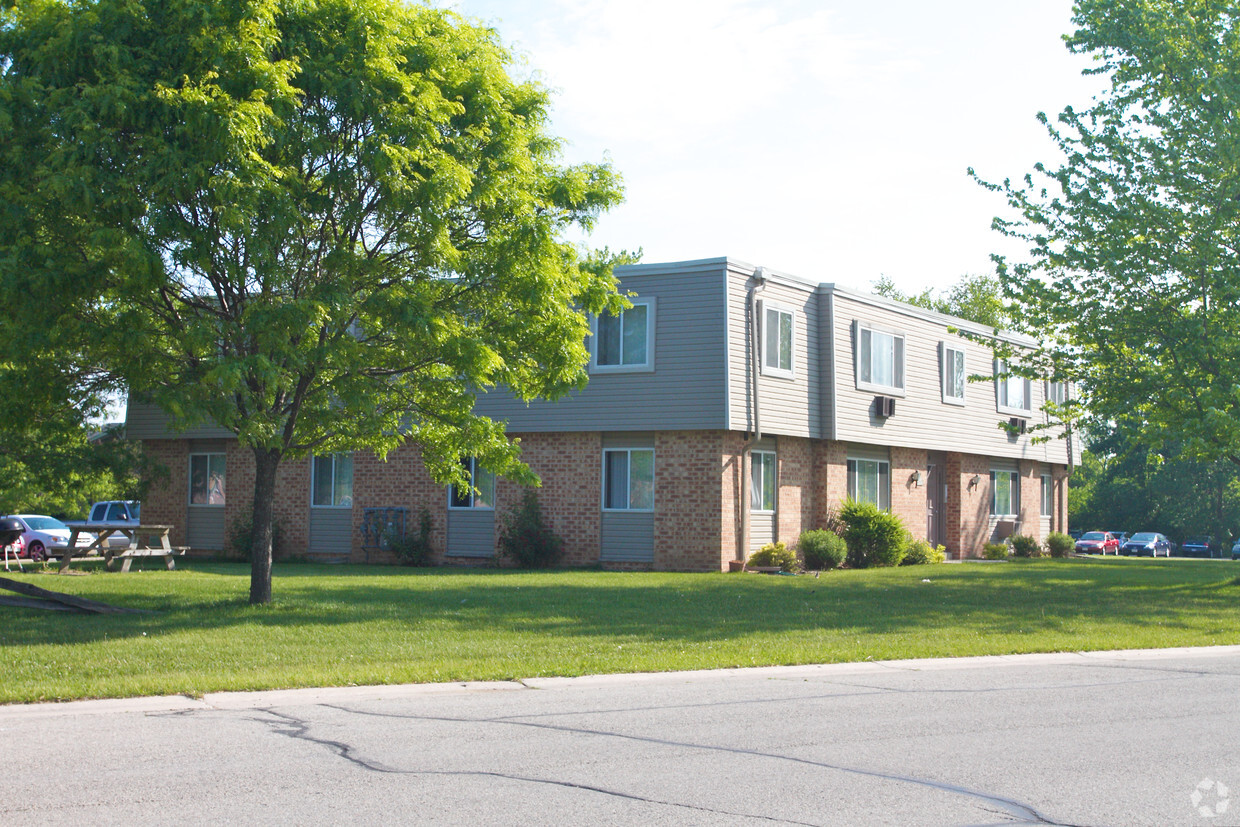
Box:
[126, 401, 232, 440]
[474, 260, 730, 432]
[600, 511, 654, 562]
[309, 508, 352, 555]
[186, 507, 225, 550]
[447, 509, 495, 557]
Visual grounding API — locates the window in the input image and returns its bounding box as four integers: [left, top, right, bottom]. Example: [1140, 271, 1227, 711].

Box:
[991, 470, 1020, 516]
[856, 323, 905, 394]
[995, 359, 1032, 414]
[1041, 474, 1053, 516]
[941, 344, 966, 404]
[1046, 381, 1067, 406]
[847, 458, 890, 510]
[189, 454, 226, 505]
[312, 453, 354, 507]
[450, 457, 496, 509]
[593, 299, 654, 371]
[761, 303, 795, 378]
[750, 451, 776, 512]
[602, 448, 654, 510]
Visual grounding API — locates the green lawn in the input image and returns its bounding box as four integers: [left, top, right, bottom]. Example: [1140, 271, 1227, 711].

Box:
[1, 558, 1238, 704]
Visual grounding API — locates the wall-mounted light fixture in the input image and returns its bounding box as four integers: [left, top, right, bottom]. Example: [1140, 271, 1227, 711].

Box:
[910, 470, 922, 487]
[968, 474, 981, 491]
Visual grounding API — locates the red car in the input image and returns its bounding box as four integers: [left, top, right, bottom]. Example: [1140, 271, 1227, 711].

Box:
[1075, 531, 1119, 554]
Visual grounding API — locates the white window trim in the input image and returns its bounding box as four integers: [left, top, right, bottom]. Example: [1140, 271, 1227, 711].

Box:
[1045, 380, 1068, 406]
[589, 297, 656, 374]
[759, 301, 796, 380]
[311, 453, 353, 509]
[188, 452, 226, 507]
[1040, 474, 1053, 516]
[995, 359, 1033, 416]
[448, 457, 496, 511]
[940, 342, 967, 406]
[847, 457, 891, 511]
[854, 321, 907, 397]
[750, 450, 777, 514]
[601, 447, 655, 512]
[990, 469, 1020, 517]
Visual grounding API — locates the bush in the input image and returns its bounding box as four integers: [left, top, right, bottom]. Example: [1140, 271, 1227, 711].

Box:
[1045, 531, 1074, 558]
[227, 509, 282, 561]
[747, 540, 800, 572]
[498, 490, 563, 568]
[901, 538, 946, 565]
[387, 509, 433, 566]
[798, 529, 846, 570]
[838, 499, 907, 568]
[1010, 534, 1042, 558]
[982, 542, 1010, 560]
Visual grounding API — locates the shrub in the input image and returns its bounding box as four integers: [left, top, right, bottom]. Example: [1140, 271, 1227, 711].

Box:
[1010, 534, 1042, 558]
[798, 529, 846, 570]
[1045, 531, 1074, 558]
[747, 541, 800, 572]
[387, 509, 433, 567]
[982, 542, 1010, 560]
[227, 509, 282, 561]
[498, 490, 563, 568]
[901, 538, 946, 565]
[838, 499, 907, 568]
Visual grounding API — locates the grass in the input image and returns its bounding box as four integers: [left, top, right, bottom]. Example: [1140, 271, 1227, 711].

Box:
[1, 557, 1238, 704]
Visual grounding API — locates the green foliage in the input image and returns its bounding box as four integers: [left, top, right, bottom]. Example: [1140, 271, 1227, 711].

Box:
[872, 273, 1007, 328]
[227, 510, 283, 562]
[387, 509, 433, 567]
[1010, 534, 1042, 558]
[747, 541, 800, 573]
[974, 0, 1240, 470]
[983, 543, 1011, 560]
[838, 500, 907, 568]
[0, 0, 628, 601]
[797, 529, 846, 571]
[901, 539, 946, 566]
[1045, 532, 1074, 558]
[498, 490, 563, 569]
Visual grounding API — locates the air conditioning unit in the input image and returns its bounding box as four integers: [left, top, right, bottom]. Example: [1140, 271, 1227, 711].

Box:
[1008, 416, 1028, 434]
[875, 396, 896, 418]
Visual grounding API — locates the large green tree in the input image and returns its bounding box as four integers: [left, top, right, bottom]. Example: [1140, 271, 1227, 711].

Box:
[872, 272, 1008, 328]
[974, 0, 1240, 466]
[0, 0, 627, 602]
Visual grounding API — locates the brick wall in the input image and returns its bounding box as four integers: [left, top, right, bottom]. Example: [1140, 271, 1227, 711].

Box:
[499, 432, 602, 567]
[139, 440, 189, 548]
[351, 443, 445, 565]
[776, 436, 814, 547]
[950, 452, 993, 558]
[721, 431, 745, 564]
[812, 440, 848, 528]
[1018, 460, 1043, 542]
[655, 431, 725, 571]
[890, 446, 929, 542]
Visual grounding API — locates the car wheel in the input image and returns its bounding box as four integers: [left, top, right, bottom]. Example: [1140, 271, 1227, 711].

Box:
[27, 540, 45, 562]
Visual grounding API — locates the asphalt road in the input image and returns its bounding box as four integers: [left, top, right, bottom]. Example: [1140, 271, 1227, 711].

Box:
[3, 647, 1239, 826]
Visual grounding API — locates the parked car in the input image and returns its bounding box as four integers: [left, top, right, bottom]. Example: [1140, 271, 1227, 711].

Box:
[1068, 529, 1085, 540]
[1180, 535, 1222, 558]
[1075, 531, 1119, 555]
[1120, 532, 1172, 557]
[2, 515, 95, 561]
[1231, 538, 1240, 560]
[1107, 531, 1130, 546]
[67, 500, 142, 549]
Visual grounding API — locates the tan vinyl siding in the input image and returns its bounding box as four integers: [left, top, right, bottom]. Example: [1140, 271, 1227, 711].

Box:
[309, 508, 352, 555]
[186, 507, 225, 550]
[830, 290, 1070, 464]
[447, 509, 495, 557]
[750, 513, 775, 551]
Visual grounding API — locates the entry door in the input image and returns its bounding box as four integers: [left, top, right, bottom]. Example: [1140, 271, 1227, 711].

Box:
[926, 463, 943, 547]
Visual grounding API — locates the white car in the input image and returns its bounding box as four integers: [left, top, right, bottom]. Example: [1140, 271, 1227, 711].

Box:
[5, 515, 96, 562]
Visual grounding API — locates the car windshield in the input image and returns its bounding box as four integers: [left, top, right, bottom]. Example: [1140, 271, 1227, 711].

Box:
[1130, 533, 1157, 542]
[1081, 532, 1106, 540]
[1185, 536, 1208, 544]
[23, 516, 68, 531]
[130, 502, 140, 520]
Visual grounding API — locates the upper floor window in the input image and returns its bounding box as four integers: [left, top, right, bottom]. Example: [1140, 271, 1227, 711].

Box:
[761, 303, 795, 379]
[856, 323, 905, 394]
[991, 469, 1020, 516]
[189, 453, 226, 505]
[995, 359, 1032, 415]
[941, 343, 966, 405]
[592, 299, 655, 372]
[603, 448, 654, 511]
[450, 457, 495, 509]
[1046, 380, 1067, 406]
[847, 458, 890, 511]
[312, 453, 354, 508]
[751, 450, 776, 512]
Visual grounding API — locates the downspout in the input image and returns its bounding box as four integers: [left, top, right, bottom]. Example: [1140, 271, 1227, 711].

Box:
[738, 267, 768, 563]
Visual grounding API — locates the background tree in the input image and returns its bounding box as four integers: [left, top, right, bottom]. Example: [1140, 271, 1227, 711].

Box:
[973, 0, 1240, 468]
[0, 0, 627, 602]
[872, 272, 1008, 328]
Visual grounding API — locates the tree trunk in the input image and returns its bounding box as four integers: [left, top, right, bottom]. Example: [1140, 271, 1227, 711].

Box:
[249, 447, 283, 605]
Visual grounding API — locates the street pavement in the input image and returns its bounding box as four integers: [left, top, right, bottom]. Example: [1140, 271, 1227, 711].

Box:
[2, 646, 1239, 826]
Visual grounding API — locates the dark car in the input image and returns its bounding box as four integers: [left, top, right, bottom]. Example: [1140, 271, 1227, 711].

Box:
[1120, 532, 1172, 557]
[1232, 538, 1240, 560]
[1075, 531, 1119, 555]
[1108, 531, 1130, 546]
[1181, 535, 1222, 558]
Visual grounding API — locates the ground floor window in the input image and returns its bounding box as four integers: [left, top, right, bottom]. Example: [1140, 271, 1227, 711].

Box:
[847, 458, 890, 510]
[751, 451, 776, 512]
[312, 453, 354, 507]
[1041, 474, 1052, 516]
[991, 470, 1020, 516]
[450, 457, 495, 509]
[189, 453, 226, 505]
[603, 448, 654, 510]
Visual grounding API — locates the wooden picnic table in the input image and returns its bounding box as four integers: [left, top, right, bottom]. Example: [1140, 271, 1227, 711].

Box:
[55, 524, 187, 573]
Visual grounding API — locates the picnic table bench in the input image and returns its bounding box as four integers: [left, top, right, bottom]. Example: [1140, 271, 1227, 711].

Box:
[55, 524, 188, 573]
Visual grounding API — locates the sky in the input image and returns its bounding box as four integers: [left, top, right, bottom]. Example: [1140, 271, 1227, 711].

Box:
[436, 0, 1107, 295]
